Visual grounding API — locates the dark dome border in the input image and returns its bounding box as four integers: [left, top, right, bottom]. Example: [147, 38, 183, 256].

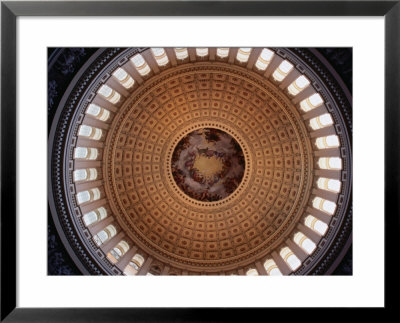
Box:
[48, 48, 138, 275]
[287, 48, 352, 275]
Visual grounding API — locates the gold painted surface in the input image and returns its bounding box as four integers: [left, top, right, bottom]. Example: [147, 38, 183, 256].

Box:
[193, 155, 223, 180]
[98, 62, 315, 272]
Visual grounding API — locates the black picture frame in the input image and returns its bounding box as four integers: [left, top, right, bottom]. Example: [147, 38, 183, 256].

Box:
[1, 1, 397, 321]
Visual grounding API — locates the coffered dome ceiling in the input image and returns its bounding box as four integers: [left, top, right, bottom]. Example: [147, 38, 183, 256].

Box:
[49, 48, 352, 275]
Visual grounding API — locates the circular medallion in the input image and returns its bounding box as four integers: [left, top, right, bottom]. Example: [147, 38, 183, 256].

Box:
[171, 128, 245, 202]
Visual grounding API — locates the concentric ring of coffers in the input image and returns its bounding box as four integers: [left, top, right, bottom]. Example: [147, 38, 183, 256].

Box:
[69, 48, 347, 275]
[101, 65, 313, 271]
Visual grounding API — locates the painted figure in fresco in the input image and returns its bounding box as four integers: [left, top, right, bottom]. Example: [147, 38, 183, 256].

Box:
[171, 128, 245, 202]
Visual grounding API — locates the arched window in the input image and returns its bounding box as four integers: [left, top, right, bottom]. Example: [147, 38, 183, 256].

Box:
[288, 75, 310, 96]
[108, 240, 130, 263]
[310, 113, 333, 130]
[131, 54, 151, 76]
[246, 268, 259, 276]
[174, 48, 188, 60]
[236, 48, 252, 63]
[74, 147, 98, 160]
[318, 157, 342, 170]
[73, 169, 88, 182]
[93, 224, 117, 246]
[97, 84, 121, 104]
[304, 215, 329, 235]
[123, 253, 145, 275]
[196, 48, 208, 57]
[78, 125, 103, 140]
[294, 232, 316, 254]
[73, 168, 97, 182]
[263, 259, 282, 276]
[86, 104, 110, 121]
[112, 67, 135, 89]
[300, 93, 324, 112]
[280, 247, 301, 271]
[316, 135, 340, 149]
[317, 177, 341, 193]
[216, 48, 229, 58]
[76, 188, 101, 205]
[82, 207, 107, 226]
[255, 48, 274, 71]
[272, 60, 293, 82]
[313, 197, 336, 215]
[151, 48, 169, 66]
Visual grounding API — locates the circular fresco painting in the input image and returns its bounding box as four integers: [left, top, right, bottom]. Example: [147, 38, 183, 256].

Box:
[171, 128, 245, 202]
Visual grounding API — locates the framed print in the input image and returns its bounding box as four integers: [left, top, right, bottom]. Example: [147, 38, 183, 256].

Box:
[1, 0, 397, 321]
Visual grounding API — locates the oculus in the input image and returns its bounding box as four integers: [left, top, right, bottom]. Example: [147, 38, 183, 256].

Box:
[171, 128, 245, 202]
